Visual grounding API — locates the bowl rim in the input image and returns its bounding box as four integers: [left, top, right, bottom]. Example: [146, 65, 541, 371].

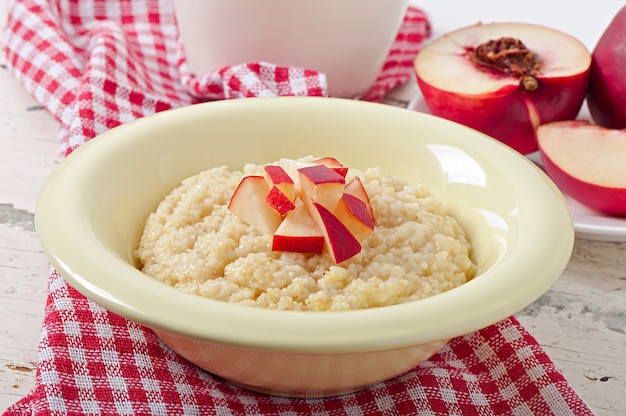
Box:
[35, 97, 574, 353]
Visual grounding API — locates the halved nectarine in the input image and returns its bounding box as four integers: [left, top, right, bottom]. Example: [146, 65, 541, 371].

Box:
[415, 22, 591, 155]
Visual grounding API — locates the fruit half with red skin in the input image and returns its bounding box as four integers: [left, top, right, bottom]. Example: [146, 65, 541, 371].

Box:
[414, 22, 591, 155]
[587, 5, 626, 129]
[537, 120, 626, 216]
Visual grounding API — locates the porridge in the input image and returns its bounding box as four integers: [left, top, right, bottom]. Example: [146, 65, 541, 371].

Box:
[135, 159, 477, 311]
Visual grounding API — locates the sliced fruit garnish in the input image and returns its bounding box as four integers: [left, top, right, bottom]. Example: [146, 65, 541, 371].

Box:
[264, 165, 296, 201]
[298, 164, 345, 212]
[228, 157, 375, 263]
[311, 202, 362, 264]
[334, 193, 375, 242]
[272, 198, 325, 253]
[344, 176, 374, 222]
[228, 175, 282, 235]
[265, 186, 296, 216]
[312, 156, 349, 177]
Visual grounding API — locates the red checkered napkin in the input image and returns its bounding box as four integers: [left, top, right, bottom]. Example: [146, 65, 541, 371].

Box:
[4, 0, 593, 415]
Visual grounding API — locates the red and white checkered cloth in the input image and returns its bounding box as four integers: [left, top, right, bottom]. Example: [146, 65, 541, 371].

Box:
[3, 0, 594, 415]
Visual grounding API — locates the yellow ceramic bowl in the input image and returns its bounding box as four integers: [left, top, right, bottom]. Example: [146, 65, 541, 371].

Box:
[35, 97, 574, 398]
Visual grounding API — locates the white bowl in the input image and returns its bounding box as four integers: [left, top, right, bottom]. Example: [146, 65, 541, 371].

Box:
[35, 97, 574, 398]
[172, 0, 409, 98]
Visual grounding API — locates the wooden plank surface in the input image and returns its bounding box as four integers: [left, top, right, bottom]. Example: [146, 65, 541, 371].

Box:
[1, 1, 624, 414]
[1, 1, 59, 408]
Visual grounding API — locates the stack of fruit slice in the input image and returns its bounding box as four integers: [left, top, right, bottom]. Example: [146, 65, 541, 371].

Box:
[228, 158, 375, 263]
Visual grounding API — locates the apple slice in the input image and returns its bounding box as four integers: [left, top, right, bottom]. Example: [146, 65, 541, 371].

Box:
[334, 193, 375, 242]
[537, 120, 626, 216]
[264, 165, 296, 201]
[228, 175, 282, 235]
[272, 198, 324, 253]
[311, 202, 362, 263]
[298, 164, 346, 212]
[312, 156, 349, 177]
[414, 22, 591, 155]
[277, 158, 313, 189]
[265, 185, 296, 216]
[344, 177, 374, 221]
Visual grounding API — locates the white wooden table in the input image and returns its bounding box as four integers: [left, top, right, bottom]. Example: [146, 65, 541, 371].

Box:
[1, 1, 625, 414]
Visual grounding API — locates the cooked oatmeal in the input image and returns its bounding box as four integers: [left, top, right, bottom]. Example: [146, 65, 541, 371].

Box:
[135, 161, 476, 311]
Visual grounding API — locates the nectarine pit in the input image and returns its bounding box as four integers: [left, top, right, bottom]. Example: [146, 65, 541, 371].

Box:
[468, 37, 541, 91]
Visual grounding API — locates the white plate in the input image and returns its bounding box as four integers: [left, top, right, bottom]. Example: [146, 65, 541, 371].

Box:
[407, 95, 626, 242]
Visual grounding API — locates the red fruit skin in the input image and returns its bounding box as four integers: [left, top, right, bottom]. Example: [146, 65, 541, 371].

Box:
[264, 165, 294, 185]
[312, 202, 361, 264]
[417, 71, 590, 155]
[540, 151, 626, 217]
[272, 234, 324, 254]
[587, 5, 626, 129]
